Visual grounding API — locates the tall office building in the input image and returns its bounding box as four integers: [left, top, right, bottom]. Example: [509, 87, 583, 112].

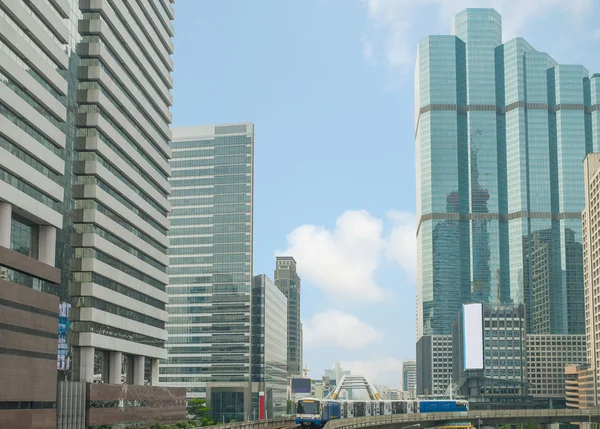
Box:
[401, 360, 417, 396]
[161, 123, 254, 422]
[415, 8, 598, 342]
[252, 274, 288, 419]
[0, 0, 72, 426]
[0, 1, 184, 428]
[582, 153, 600, 406]
[274, 256, 303, 377]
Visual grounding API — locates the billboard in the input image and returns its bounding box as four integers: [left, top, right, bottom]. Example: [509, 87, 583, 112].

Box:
[462, 303, 483, 370]
[57, 302, 71, 370]
[290, 378, 311, 394]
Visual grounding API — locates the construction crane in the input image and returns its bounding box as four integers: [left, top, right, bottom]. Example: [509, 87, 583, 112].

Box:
[302, 366, 311, 378]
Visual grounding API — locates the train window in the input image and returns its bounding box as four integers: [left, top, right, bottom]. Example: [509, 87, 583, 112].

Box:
[297, 400, 320, 415]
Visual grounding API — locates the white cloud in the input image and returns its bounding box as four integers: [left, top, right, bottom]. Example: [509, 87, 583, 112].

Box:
[364, 0, 597, 83]
[277, 210, 416, 302]
[304, 310, 384, 350]
[340, 357, 403, 387]
[277, 210, 387, 302]
[386, 211, 417, 280]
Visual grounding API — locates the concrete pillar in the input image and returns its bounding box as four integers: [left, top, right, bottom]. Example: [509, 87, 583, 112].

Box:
[109, 351, 122, 384]
[38, 225, 56, 266]
[133, 355, 145, 386]
[76, 346, 95, 383]
[0, 202, 11, 248]
[151, 358, 159, 386]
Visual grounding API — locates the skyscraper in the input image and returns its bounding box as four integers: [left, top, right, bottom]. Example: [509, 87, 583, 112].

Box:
[415, 8, 597, 341]
[582, 153, 600, 406]
[0, 1, 183, 427]
[401, 360, 417, 396]
[161, 123, 254, 422]
[252, 274, 288, 419]
[274, 256, 303, 377]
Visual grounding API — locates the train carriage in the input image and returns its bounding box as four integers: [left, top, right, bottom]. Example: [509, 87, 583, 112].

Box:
[296, 398, 468, 428]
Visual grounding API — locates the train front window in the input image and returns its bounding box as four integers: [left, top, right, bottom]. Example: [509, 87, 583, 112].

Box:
[298, 400, 320, 415]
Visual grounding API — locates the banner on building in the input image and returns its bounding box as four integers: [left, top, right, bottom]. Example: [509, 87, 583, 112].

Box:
[58, 302, 71, 371]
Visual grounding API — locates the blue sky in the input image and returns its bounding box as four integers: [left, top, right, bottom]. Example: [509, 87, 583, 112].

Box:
[172, 0, 600, 387]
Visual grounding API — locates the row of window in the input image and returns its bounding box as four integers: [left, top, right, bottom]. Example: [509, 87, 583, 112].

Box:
[74, 248, 165, 291]
[171, 136, 251, 150]
[76, 223, 166, 272]
[73, 271, 165, 310]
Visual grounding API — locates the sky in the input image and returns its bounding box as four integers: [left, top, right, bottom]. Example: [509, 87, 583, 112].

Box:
[171, 0, 600, 388]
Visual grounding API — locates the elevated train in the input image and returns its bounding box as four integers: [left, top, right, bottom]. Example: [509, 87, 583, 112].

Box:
[296, 398, 469, 428]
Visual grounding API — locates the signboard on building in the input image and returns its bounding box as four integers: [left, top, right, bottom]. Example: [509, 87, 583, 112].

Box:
[291, 378, 311, 394]
[462, 303, 483, 370]
[58, 302, 71, 370]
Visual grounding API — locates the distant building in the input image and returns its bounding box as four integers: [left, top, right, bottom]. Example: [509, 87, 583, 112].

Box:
[527, 334, 586, 405]
[452, 304, 528, 407]
[274, 256, 302, 377]
[252, 275, 288, 418]
[324, 363, 351, 387]
[417, 335, 453, 396]
[402, 360, 417, 396]
[565, 364, 596, 410]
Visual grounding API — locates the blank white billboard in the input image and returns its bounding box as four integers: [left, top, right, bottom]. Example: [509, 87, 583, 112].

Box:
[463, 303, 484, 370]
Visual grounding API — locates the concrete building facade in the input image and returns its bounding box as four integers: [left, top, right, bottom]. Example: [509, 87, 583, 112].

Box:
[160, 124, 255, 422]
[452, 304, 528, 408]
[0, 0, 185, 428]
[416, 334, 453, 396]
[527, 335, 586, 404]
[582, 153, 600, 406]
[274, 256, 303, 377]
[402, 360, 417, 397]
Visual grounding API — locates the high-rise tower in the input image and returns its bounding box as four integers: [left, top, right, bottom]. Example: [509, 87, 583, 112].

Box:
[0, 1, 183, 427]
[161, 123, 254, 423]
[415, 8, 596, 340]
[274, 256, 303, 377]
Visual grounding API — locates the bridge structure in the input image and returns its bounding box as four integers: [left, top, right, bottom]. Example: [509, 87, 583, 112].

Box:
[324, 409, 600, 429]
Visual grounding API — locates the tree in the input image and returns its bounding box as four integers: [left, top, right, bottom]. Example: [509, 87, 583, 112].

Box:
[187, 399, 214, 426]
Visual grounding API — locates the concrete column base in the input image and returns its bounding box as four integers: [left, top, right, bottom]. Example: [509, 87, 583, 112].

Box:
[133, 355, 145, 385]
[0, 202, 11, 249]
[109, 351, 123, 384]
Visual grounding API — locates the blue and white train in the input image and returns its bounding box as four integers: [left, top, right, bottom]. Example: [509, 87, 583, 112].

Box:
[295, 399, 469, 428]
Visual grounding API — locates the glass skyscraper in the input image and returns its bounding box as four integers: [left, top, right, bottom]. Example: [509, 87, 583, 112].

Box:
[161, 123, 254, 422]
[416, 8, 598, 339]
[252, 274, 288, 419]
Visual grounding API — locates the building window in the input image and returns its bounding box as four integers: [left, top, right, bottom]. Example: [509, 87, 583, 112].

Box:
[10, 216, 38, 259]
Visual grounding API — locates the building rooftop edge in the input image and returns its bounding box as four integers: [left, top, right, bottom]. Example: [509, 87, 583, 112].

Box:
[171, 123, 254, 140]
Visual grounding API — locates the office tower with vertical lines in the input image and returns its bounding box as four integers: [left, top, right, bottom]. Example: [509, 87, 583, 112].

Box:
[0, 1, 185, 428]
[161, 123, 254, 423]
[274, 256, 303, 377]
[416, 8, 598, 338]
[415, 8, 599, 397]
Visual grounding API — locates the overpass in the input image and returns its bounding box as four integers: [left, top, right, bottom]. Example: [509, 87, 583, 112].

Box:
[324, 409, 600, 429]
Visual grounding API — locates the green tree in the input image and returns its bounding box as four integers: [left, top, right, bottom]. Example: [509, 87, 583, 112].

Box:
[187, 398, 214, 425]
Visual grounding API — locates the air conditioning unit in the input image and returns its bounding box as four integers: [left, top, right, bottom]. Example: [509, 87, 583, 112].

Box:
[0, 267, 8, 281]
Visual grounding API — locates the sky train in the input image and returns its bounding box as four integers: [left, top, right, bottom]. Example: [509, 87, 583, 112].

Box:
[295, 398, 469, 428]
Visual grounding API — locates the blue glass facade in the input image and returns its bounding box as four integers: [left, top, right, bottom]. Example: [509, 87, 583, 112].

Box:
[416, 8, 597, 337]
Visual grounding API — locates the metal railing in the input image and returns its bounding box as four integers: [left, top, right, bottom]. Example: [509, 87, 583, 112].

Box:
[324, 409, 600, 429]
[191, 417, 296, 429]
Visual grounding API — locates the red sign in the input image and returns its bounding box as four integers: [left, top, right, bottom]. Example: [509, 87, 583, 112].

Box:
[259, 391, 265, 420]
